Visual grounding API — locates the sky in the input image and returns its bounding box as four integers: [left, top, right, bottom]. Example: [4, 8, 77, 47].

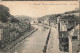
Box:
[0, 1, 79, 18]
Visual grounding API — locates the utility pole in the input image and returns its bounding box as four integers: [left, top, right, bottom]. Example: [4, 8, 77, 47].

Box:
[49, 19, 50, 26]
[79, 1, 80, 53]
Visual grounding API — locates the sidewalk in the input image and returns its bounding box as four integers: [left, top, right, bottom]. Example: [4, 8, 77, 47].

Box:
[46, 27, 69, 53]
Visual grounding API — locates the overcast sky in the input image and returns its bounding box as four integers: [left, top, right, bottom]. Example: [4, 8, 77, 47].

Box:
[0, 1, 79, 18]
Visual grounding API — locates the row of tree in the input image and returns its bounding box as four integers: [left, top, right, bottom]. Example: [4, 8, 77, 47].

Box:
[0, 5, 19, 23]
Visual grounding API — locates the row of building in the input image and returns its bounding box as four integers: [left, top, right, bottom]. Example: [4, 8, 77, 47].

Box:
[0, 20, 31, 49]
[57, 15, 80, 53]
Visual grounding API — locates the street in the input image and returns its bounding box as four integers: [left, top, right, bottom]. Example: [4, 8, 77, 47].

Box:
[14, 24, 63, 53]
[14, 25, 50, 53]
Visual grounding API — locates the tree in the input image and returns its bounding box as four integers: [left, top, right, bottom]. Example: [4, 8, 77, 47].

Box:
[11, 18, 19, 23]
[0, 5, 10, 23]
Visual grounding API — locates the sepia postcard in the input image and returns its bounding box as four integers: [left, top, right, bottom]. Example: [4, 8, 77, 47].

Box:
[0, 1, 80, 53]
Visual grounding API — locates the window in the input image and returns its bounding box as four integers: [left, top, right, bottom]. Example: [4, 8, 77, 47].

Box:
[72, 36, 77, 40]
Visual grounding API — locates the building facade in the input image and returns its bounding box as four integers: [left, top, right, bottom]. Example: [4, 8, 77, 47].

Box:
[0, 25, 10, 48]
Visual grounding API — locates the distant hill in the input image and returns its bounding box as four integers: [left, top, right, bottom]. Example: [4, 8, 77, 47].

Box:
[14, 15, 32, 21]
[37, 10, 79, 24]
[38, 9, 79, 19]
[64, 10, 79, 14]
[38, 14, 57, 21]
